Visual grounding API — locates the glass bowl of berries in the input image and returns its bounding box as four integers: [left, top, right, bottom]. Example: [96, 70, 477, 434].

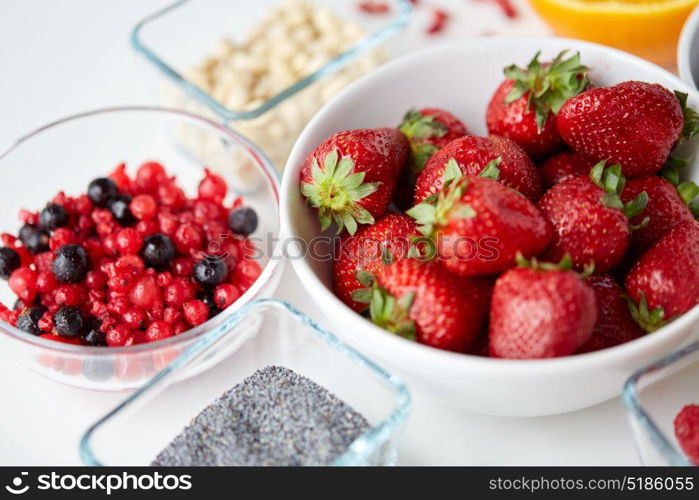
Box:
[623, 342, 699, 466]
[0, 106, 282, 390]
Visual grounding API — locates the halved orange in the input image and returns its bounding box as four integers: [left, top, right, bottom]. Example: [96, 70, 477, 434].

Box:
[529, 0, 699, 67]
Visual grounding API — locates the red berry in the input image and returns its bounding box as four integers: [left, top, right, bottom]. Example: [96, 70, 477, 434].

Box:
[156, 271, 173, 287]
[183, 300, 209, 326]
[136, 161, 167, 192]
[49, 227, 77, 251]
[85, 270, 107, 289]
[214, 284, 240, 309]
[123, 307, 146, 329]
[158, 182, 186, 209]
[116, 227, 143, 255]
[145, 320, 174, 342]
[173, 224, 203, 253]
[54, 284, 88, 306]
[36, 271, 58, 293]
[163, 306, 183, 325]
[198, 169, 227, 203]
[157, 211, 178, 236]
[674, 404, 699, 465]
[129, 275, 162, 309]
[172, 257, 195, 277]
[9, 267, 38, 302]
[135, 219, 159, 236]
[106, 324, 131, 346]
[164, 278, 195, 307]
[129, 194, 157, 220]
[173, 321, 189, 335]
[109, 163, 132, 191]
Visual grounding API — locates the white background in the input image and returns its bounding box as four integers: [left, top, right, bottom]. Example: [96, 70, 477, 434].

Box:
[0, 0, 686, 466]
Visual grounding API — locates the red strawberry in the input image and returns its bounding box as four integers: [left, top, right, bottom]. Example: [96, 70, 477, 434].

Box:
[300, 128, 409, 234]
[625, 220, 699, 331]
[486, 51, 589, 159]
[675, 404, 699, 465]
[356, 259, 489, 352]
[538, 161, 648, 273]
[577, 274, 644, 353]
[394, 108, 468, 209]
[333, 213, 417, 312]
[557, 82, 690, 178]
[539, 150, 594, 189]
[620, 176, 698, 254]
[399, 108, 468, 174]
[415, 135, 542, 203]
[408, 165, 551, 276]
[489, 256, 597, 359]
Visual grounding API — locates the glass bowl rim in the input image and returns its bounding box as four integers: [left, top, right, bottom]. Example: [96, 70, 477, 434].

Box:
[130, 0, 414, 121]
[79, 297, 412, 466]
[0, 105, 282, 355]
[621, 341, 699, 466]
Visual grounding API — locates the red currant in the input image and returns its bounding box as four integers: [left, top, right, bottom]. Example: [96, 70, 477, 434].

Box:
[214, 284, 240, 309]
[145, 320, 173, 342]
[130, 194, 157, 220]
[183, 300, 209, 326]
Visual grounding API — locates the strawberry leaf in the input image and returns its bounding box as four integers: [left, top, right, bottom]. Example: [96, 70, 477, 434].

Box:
[399, 110, 448, 142]
[444, 158, 463, 183]
[355, 270, 376, 287]
[367, 286, 417, 341]
[628, 292, 665, 332]
[623, 191, 648, 219]
[300, 149, 380, 235]
[478, 157, 502, 180]
[589, 160, 607, 188]
[677, 181, 699, 205]
[675, 91, 699, 141]
[504, 50, 589, 132]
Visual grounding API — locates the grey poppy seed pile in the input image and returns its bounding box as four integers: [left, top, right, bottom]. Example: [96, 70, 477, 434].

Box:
[152, 365, 370, 466]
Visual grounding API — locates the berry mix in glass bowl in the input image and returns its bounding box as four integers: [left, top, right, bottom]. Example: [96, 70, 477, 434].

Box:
[0, 161, 261, 348]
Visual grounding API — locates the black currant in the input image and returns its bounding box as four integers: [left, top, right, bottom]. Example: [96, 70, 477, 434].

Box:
[87, 177, 118, 207]
[53, 306, 84, 337]
[141, 233, 176, 271]
[193, 258, 228, 288]
[228, 207, 258, 235]
[16, 306, 47, 335]
[39, 204, 69, 231]
[0, 247, 21, 279]
[52, 244, 90, 284]
[108, 194, 135, 225]
[18, 224, 49, 254]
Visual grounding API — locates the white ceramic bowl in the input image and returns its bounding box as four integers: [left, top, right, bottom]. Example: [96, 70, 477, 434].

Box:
[678, 5, 699, 89]
[281, 37, 699, 417]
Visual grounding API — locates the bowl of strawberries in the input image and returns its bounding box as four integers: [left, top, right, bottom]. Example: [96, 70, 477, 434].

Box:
[281, 37, 699, 416]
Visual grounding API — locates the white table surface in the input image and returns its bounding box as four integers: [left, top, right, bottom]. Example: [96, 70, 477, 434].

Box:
[0, 0, 691, 466]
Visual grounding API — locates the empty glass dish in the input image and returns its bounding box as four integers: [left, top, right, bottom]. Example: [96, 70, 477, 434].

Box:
[80, 298, 411, 466]
[623, 342, 699, 466]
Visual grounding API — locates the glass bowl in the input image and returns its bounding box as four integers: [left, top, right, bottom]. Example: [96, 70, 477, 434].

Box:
[623, 342, 699, 466]
[131, 0, 413, 169]
[0, 106, 282, 391]
[80, 298, 411, 466]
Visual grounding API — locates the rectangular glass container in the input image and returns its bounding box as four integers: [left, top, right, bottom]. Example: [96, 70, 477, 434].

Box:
[80, 298, 411, 466]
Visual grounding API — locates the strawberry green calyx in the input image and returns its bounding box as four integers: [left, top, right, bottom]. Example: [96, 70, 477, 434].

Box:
[661, 155, 689, 186]
[504, 50, 589, 131]
[300, 150, 379, 235]
[674, 91, 699, 141]
[399, 111, 448, 176]
[627, 292, 665, 333]
[399, 110, 448, 142]
[351, 270, 417, 340]
[515, 252, 595, 278]
[407, 160, 473, 238]
[590, 161, 649, 223]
